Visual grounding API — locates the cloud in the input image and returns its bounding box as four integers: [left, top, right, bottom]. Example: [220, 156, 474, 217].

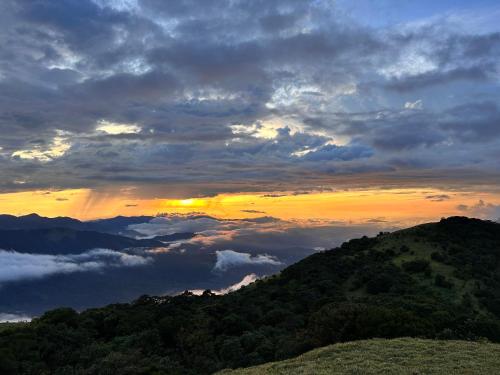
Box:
[441, 102, 500, 142]
[218, 273, 259, 293]
[0, 1, 499, 195]
[128, 214, 284, 239]
[367, 218, 388, 223]
[0, 248, 152, 284]
[126, 213, 388, 255]
[0, 313, 32, 323]
[404, 100, 423, 110]
[129, 215, 228, 237]
[213, 250, 282, 272]
[189, 273, 259, 295]
[456, 200, 500, 220]
[300, 143, 373, 162]
[426, 194, 451, 202]
[385, 66, 493, 92]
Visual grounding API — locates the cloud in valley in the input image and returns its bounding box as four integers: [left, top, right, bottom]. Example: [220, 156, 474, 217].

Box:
[0, 248, 152, 283]
[189, 273, 259, 295]
[213, 250, 282, 272]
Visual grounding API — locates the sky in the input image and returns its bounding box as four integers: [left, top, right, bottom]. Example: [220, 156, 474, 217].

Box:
[1, 0, 500, 223]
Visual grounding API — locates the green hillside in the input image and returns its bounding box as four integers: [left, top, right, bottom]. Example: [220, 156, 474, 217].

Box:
[218, 338, 500, 375]
[1, 217, 500, 374]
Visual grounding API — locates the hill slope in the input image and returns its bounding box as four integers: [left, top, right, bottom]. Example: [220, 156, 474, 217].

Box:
[1, 217, 500, 374]
[218, 338, 500, 375]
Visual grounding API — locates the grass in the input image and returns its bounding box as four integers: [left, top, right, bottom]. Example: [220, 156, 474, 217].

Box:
[218, 338, 500, 375]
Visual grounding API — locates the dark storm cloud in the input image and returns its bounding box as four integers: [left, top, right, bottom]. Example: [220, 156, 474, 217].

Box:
[441, 102, 500, 142]
[0, 0, 500, 195]
[371, 125, 445, 151]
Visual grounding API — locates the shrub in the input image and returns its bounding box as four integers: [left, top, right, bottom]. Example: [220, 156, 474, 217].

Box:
[431, 251, 447, 262]
[435, 274, 453, 288]
[400, 245, 410, 253]
[402, 259, 430, 273]
[366, 274, 394, 294]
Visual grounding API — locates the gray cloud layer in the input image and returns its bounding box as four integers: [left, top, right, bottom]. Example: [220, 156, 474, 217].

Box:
[1, 1, 500, 195]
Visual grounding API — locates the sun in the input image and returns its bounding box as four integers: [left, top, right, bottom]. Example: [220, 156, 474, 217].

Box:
[179, 199, 195, 206]
[163, 198, 208, 209]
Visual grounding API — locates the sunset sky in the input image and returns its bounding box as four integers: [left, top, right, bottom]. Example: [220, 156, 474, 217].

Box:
[1, 0, 500, 224]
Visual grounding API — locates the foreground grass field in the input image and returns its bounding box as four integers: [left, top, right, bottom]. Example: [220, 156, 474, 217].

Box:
[218, 338, 500, 375]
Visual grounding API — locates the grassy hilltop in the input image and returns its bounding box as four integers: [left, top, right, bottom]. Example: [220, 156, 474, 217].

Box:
[1, 217, 500, 374]
[218, 338, 500, 375]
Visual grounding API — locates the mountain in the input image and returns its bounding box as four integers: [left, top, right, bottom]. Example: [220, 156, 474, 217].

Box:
[154, 232, 196, 242]
[1, 217, 500, 374]
[0, 213, 154, 235]
[0, 228, 163, 254]
[0, 213, 83, 230]
[217, 338, 500, 374]
[85, 215, 155, 236]
[0, 213, 193, 253]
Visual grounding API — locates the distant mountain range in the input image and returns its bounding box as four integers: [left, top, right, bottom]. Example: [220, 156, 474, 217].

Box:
[0, 214, 195, 253]
[0, 213, 84, 231]
[0, 213, 155, 235]
[0, 213, 292, 316]
[0, 228, 164, 254]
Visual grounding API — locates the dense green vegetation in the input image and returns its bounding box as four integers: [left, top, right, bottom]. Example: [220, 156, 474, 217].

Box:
[1, 216, 500, 374]
[0, 322, 28, 333]
[218, 338, 500, 374]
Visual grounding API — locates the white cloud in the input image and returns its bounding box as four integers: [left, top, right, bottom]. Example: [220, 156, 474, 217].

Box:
[11, 135, 71, 162]
[218, 273, 259, 293]
[0, 248, 152, 283]
[380, 49, 437, 79]
[404, 99, 423, 110]
[189, 273, 259, 295]
[128, 214, 282, 240]
[96, 120, 142, 135]
[129, 215, 225, 237]
[213, 250, 282, 272]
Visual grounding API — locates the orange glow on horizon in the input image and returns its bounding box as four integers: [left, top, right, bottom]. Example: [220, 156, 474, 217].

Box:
[0, 187, 498, 226]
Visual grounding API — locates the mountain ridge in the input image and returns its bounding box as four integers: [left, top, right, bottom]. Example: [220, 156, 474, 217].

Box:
[0, 214, 195, 253]
[0, 227, 165, 254]
[0, 213, 155, 235]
